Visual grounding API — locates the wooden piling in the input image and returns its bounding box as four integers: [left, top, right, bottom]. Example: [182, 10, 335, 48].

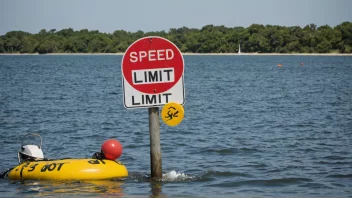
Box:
[148, 107, 162, 179]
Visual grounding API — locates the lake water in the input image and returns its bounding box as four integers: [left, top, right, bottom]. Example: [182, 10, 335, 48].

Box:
[0, 55, 351, 198]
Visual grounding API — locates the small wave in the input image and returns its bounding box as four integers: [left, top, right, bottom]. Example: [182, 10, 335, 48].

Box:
[316, 161, 350, 165]
[204, 147, 260, 155]
[27, 187, 41, 192]
[326, 174, 352, 178]
[42, 96, 57, 100]
[127, 171, 195, 182]
[208, 177, 312, 187]
[101, 121, 114, 126]
[265, 165, 304, 173]
[239, 147, 260, 152]
[162, 170, 195, 182]
[298, 148, 315, 152]
[298, 182, 331, 189]
[207, 148, 234, 154]
[203, 170, 251, 177]
[238, 162, 267, 168]
[322, 155, 348, 160]
[127, 172, 149, 182]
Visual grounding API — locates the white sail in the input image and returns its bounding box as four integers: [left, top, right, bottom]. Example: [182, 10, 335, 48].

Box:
[238, 44, 241, 54]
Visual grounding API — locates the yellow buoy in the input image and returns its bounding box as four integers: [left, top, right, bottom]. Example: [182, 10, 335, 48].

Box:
[7, 158, 128, 180]
[161, 102, 184, 126]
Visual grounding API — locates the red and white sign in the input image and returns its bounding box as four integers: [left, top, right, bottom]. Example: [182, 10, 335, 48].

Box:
[121, 36, 185, 108]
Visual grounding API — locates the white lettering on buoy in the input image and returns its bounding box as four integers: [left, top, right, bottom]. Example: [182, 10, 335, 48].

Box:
[132, 68, 174, 84]
[129, 49, 174, 63]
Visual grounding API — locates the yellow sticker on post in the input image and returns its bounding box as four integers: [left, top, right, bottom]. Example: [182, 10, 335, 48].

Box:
[161, 102, 184, 126]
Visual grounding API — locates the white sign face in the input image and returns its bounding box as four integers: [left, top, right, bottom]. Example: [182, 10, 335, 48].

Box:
[122, 76, 185, 109]
[121, 36, 185, 109]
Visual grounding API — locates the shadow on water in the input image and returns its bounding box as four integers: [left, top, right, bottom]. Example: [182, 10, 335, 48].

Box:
[150, 182, 165, 198]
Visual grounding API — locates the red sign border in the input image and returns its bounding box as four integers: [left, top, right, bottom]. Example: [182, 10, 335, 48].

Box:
[121, 36, 184, 94]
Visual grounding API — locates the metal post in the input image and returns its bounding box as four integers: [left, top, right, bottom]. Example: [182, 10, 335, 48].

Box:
[148, 107, 162, 179]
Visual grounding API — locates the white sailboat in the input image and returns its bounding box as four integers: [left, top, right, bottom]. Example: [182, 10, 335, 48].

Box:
[238, 44, 241, 54]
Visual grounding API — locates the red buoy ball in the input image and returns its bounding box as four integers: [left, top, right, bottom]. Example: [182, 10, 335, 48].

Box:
[101, 139, 123, 160]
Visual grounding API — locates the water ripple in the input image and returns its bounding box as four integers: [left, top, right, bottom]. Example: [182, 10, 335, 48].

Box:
[1, 55, 352, 197]
[207, 177, 313, 187]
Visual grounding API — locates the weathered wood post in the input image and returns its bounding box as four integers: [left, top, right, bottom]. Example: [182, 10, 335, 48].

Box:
[148, 107, 162, 179]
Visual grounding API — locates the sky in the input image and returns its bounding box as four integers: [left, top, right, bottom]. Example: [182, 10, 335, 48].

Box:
[0, 0, 351, 35]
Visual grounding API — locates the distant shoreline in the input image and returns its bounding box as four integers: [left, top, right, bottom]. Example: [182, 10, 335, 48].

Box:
[1, 53, 352, 56]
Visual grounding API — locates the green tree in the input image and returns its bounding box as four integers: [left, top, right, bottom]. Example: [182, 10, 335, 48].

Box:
[21, 35, 39, 53]
[335, 21, 352, 53]
[0, 36, 5, 52]
[37, 40, 59, 54]
[0, 22, 351, 54]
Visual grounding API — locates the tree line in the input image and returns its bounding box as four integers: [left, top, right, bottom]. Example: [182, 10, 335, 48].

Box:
[0, 22, 351, 54]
